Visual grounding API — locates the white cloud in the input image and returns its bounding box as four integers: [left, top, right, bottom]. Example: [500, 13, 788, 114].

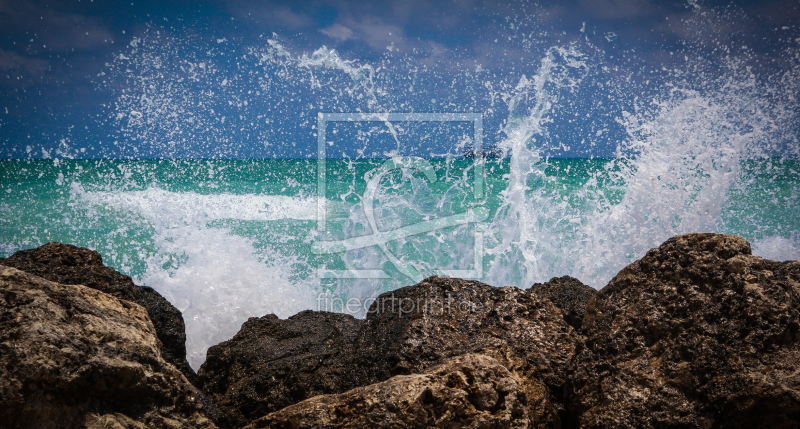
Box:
[0, 48, 48, 74]
[317, 16, 409, 53]
[320, 23, 356, 41]
[225, 1, 312, 30]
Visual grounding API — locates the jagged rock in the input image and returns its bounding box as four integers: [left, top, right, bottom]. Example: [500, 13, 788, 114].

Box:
[569, 233, 800, 428]
[200, 276, 581, 428]
[245, 354, 537, 429]
[198, 310, 364, 428]
[0, 242, 197, 387]
[0, 265, 219, 428]
[353, 276, 579, 423]
[528, 275, 596, 330]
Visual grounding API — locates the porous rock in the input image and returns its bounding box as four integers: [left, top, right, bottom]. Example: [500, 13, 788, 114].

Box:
[353, 276, 579, 422]
[0, 265, 219, 428]
[200, 276, 582, 428]
[0, 242, 197, 386]
[569, 233, 800, 428]
[528, 275, 596, 330]
[198, 310, 364, 428]
[245, 353, 536, 429]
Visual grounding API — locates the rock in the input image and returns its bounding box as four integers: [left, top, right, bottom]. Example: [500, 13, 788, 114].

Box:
[353, 276, 579, 420]
[569, 233, 800, 428]
[200, 276, 581, 428]
[528, 275, 596, 330]
[245, 354, 537, 429]
[0, 242, 197, 387]
[198, 310, 364, 428]
[0, 265, 219, 428]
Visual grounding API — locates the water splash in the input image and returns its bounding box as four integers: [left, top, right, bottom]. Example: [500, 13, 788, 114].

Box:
[3, 6, 798, 368]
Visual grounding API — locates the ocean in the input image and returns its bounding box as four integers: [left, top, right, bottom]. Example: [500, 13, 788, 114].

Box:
[1, 156, 798, 368]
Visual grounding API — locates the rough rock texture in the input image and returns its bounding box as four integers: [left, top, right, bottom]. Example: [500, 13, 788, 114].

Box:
[569, 233, 800, 428]
[8, 233, 795, 428]
[0, 242, 197, 386]
[353, 276, 579, 424]
[198, 310, 364, 427]
[200, 276, 582, 428]
[528, 276, 596, 330]
[246, 354, 535, 429]
[0, 265, 219, 429]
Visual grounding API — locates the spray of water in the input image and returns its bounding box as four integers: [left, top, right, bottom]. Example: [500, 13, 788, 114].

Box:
[3, 6, 797, 368]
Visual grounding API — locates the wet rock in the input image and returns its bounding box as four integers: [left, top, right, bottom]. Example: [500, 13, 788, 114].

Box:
[198, 310, 364, 428]
[569, 233, 800, 428]
[528, 275, 596, 330]
[245, 354, 537, 429]
[0, 265, 219, 428]
[200, 276, 581, 428]
[0, 242, 197, 387]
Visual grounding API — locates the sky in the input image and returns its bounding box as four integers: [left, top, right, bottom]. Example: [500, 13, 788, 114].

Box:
[0, 0, 798, 159]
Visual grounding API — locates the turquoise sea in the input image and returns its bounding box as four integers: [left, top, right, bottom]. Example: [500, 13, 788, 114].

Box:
[2, 157, 798, 368]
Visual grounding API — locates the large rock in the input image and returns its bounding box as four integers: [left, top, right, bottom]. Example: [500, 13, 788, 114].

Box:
[0, 242, 197, 386]
[353, 277, 579, 419]
[200, 276, 582, 428]
[245, 354, 537, 429]
[0, 265, 219, 428]
[528, 275, 596, 330]
[569, 233, 800, 428]
[198, 310, 364, 427]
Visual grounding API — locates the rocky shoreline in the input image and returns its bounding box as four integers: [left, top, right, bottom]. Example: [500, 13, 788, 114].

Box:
[1, 233, 798, 428]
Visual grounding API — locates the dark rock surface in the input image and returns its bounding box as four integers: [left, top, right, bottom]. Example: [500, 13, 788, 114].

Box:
[528, 275, 596, 330]
[0, 265, 219, 428]
[200, 276, 582, 428]
[569, 233, 800, 428]
[6, 233, 798, 428]
[198, 310, 364, 427]
[352, 276, 579, 424]
[245, 354, 537, 429]
[0, 242, 198, 387]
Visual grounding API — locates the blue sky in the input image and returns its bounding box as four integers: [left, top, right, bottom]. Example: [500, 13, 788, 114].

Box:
[1, 0, 798, 158]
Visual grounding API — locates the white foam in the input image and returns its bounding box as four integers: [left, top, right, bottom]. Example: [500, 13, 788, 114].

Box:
[752, 236, 800, 262]
[81, 187, 321, 370]
[138, 226, 317, 369]
[483, 45, 796, 289]
[85, 188, 317, 222]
